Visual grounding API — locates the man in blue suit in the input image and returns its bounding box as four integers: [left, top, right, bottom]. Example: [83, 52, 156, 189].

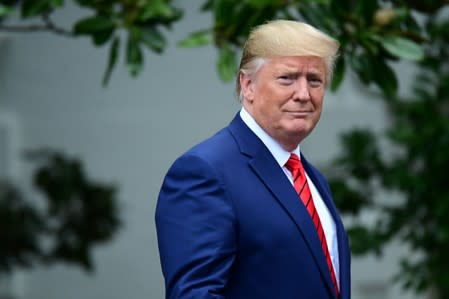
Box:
[156, 20, 351, 299]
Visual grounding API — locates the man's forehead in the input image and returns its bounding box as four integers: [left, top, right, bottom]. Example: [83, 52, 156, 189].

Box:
[266, 56, 326, 73]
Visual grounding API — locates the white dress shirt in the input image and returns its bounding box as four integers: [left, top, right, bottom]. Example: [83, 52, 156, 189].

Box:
[240, 107, 340, 287]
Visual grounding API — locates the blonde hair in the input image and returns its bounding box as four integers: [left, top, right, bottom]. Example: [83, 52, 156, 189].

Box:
[236, 20, 340, 101]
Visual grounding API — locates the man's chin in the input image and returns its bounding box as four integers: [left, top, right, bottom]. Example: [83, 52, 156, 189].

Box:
[286, 123, 313, 136]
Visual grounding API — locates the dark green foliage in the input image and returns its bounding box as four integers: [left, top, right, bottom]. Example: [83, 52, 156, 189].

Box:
[0, 182, 42, 271]
[70, 0, 182, 85]
[31, 151, 120, 270]
[0, 0, 183, 85]
[330, 57, 345, 92]
[21, 0, 58, 18]
[178, 30, 212, 48]
[73, 16, 116, 35]
[217, 45, 237, 82]
[103, 36, 120, 86]
[126, 33, 143, 77]
[0, 3, 13, 18]
[0, 151, 120, 273]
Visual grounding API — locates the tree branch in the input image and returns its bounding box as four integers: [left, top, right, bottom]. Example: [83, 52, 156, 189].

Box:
[0, 13, 75, 37]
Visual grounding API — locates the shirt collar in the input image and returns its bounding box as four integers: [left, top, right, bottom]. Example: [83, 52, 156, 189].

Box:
[240, 107, 300, 167]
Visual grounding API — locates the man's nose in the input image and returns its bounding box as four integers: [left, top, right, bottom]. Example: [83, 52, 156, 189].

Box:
[293, 77, 311, 101]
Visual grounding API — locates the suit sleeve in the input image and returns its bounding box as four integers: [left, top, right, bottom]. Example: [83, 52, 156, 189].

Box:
[155, 154, 237, 299]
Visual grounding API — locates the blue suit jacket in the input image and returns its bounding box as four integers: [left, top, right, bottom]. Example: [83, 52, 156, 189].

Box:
[156, 114, 351, 299]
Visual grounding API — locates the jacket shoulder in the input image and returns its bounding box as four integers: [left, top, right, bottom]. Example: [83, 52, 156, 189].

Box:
[182, 126, 239, 164]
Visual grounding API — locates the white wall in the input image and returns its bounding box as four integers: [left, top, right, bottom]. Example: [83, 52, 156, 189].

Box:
[0, 1, 421, 298]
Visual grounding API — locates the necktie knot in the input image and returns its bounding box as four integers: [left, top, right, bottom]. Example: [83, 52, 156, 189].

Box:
[285, 153, 301, 180]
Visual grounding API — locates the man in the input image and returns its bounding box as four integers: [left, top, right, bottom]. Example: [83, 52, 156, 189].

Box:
[156, 20, 351, 299]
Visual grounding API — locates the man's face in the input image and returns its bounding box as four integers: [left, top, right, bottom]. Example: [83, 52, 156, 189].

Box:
[241, 56, 327, 151]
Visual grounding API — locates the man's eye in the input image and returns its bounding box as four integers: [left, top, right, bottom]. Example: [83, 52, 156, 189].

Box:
[308, 77, 323, 86]
[278, 76, 294, 84]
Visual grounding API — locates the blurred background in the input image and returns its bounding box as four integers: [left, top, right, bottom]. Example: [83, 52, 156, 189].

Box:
[1, 0, 448, 299]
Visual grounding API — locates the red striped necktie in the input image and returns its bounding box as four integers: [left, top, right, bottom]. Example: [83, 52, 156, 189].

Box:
[285, 153, 339, 298]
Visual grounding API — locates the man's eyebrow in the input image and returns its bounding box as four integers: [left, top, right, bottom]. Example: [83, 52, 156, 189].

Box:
[281, 71, 300, 76]
[306, 70, 325, 77]
[307, 71, 323, 76]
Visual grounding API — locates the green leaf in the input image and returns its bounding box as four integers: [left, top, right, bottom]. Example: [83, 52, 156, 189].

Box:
[102, 37, 120, 87]
[394, 7, 409, 20]
[298, 2, 332, 32]
[92, 28, 114, 46]
[328, 177, 371, 215]
[217, 45, 237, 82]
[140, 27, 166, 54]
[126, 36, 143, 77]
[246, 0, 282, 8]
[381, 35, 424, 61]
[178, 30, 212, 48]
[74, 0, 94, 8]
[140, 0, 174, 21]
[360, 32, 381, 55]
[354, 0, 379, 23]
[330, 56, 345, 92]
[0, 4, 14, 17]
[350, 52, 374, 84]
[50, 0, 63, 8]
[201, 0, 214, 11]
[347, 225, 384, 256]
[373, 60, 398, 97]
[74, 16, 115, 35]
[214, 0, 234, 26]
[21, 0, 51, 17]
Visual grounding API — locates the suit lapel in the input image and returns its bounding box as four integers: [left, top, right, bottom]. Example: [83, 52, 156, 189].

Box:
[228, 114, 337, 298]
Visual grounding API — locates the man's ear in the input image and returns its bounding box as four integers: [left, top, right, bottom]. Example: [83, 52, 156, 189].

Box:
[239, 72, 254, 103]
